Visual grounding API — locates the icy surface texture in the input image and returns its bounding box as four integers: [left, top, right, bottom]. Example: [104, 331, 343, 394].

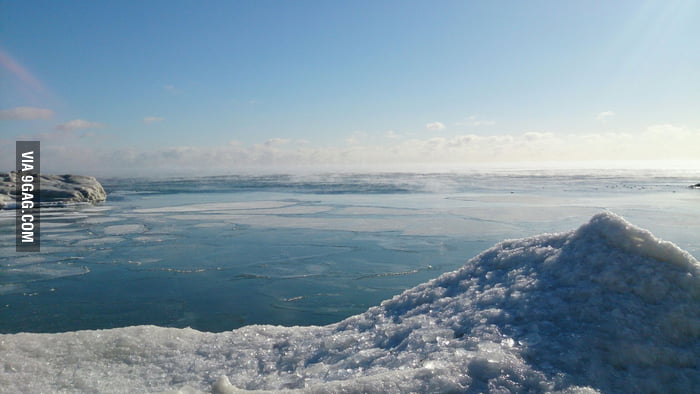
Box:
[1, 212, 698, 393]
[0, 172, 107, 208]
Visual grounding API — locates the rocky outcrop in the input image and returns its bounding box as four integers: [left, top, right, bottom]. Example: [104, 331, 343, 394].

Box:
[0, 172, 106, 209]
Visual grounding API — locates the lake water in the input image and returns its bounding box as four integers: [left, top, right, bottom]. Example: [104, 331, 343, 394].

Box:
[1, 170, 698, 334]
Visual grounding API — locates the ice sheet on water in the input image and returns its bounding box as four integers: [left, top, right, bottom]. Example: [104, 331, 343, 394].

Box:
[103, 224, 147, 235]
[73, 236, 125, 246]
[402, 216, 521, 237]
[79, 206, 115, 213]
[158, 211, 518, 237]
[1, 212, 698, 393]
[1, 255, 47, 267]
[0, 283, 26, 295]
[447, 205, 600, 224]
[43, 233, 91, 242]
[133, 236, 169, 243]
[175, 214, 402, 233]
[138, 205, 334, 220]
[82, 217, 123, 225]
[133, 200, 294, 213]
[40, 221, 77, 229]
[334, 206, 433, 216]
[192, 222, 230, 228]
[40, 212, 89, 220]
[3, 263, 90, 284]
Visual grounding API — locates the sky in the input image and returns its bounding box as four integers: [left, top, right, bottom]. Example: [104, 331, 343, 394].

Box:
[1, 0, 699, 175]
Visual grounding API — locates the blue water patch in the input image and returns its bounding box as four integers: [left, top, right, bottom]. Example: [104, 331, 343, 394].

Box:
[0, 196, 489, 333]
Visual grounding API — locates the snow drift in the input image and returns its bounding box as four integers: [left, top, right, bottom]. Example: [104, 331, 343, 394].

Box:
[1, 212, 698, 393]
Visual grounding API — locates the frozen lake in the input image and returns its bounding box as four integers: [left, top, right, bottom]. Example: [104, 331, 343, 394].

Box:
[1, 170, 698, 334]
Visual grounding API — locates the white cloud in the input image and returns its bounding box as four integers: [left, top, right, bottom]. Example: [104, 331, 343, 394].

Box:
[345, 131, 369, 145]
[596, 111, 616, 122]
[143, 116, 165, 124]
[386, 130, 400, 139]
[645, 123, 684, 135]
[522, 131, 553, 141]
[426, 121, 446, 131]
[0, 106, 54, 120]
[456, 115, 495, 127]
[263, 138, 290, 147]
[18, 125, 700, 176]
[56, 119, 105, 131]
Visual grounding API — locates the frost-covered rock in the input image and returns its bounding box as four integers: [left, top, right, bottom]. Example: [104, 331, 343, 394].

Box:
[0, 212, 698, 393]
[0, 172, 106, 208]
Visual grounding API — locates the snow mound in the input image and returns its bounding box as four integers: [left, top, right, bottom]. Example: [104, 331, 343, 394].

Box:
[1, 212, 698, 393]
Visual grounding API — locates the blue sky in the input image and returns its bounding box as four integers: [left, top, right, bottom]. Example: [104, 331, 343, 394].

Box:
[1, 1, 699, 175]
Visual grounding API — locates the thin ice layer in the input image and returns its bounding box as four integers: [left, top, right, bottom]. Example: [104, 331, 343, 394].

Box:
[0, 212, 698, 393]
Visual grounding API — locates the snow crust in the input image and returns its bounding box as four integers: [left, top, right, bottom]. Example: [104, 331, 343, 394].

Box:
[1, 212, 698, 393]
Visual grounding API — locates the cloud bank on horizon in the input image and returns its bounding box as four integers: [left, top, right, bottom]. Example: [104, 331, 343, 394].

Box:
[1, 122, 698, 175]
[1, 1, 698, 175]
